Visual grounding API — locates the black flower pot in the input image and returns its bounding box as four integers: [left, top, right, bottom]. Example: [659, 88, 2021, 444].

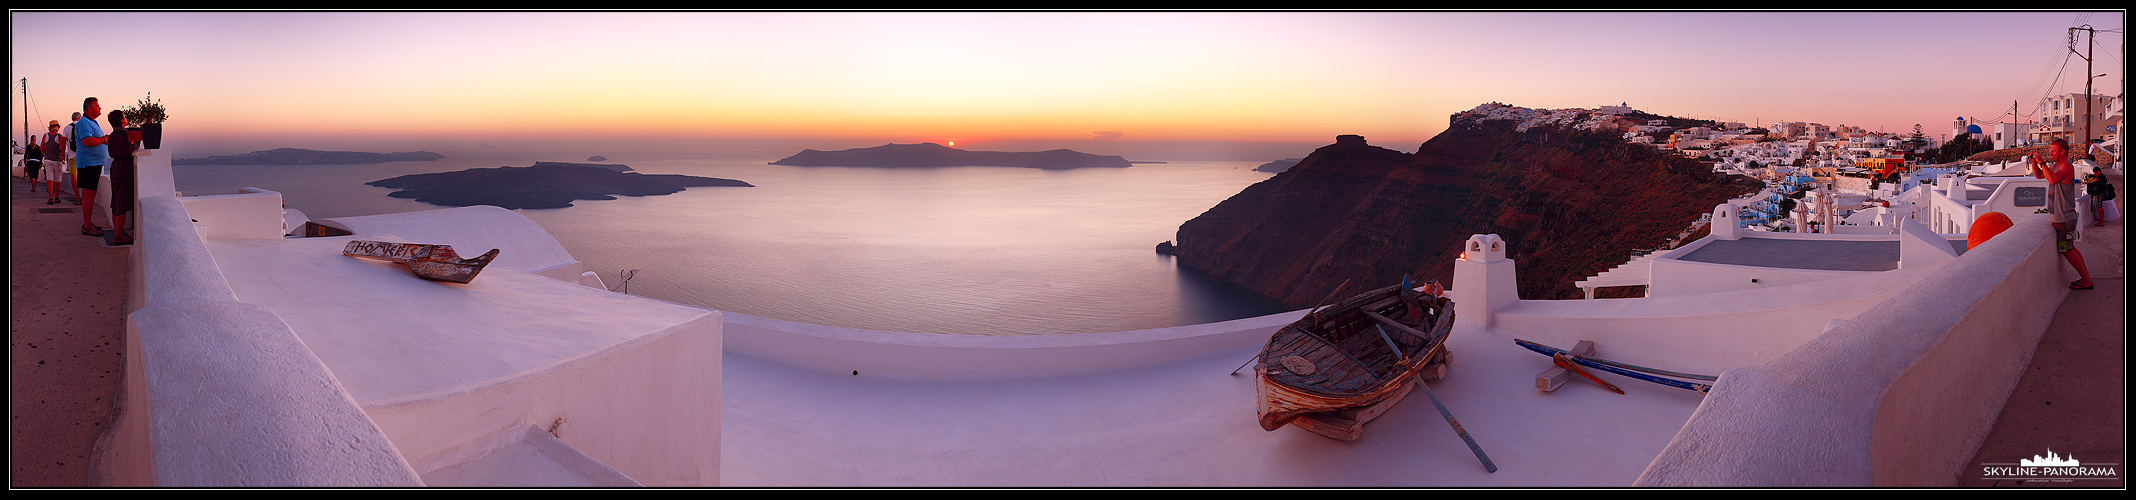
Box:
[138, 123, 162, 150]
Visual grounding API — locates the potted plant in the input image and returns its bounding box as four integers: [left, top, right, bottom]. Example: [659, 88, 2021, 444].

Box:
[119, 92, 168, 150]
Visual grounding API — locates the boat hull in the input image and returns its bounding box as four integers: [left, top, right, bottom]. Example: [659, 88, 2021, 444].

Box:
[1254, 283, 1454, 439]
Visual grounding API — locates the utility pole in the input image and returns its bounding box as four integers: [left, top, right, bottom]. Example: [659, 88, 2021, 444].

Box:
[20, 78, 28, 148]
[2070, 25, 2096, 145]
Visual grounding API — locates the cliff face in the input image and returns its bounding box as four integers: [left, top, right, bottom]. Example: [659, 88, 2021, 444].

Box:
[1174, 105, 1761, 307]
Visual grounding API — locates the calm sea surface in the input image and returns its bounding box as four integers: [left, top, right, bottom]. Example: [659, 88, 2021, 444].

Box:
[173, 147, 1290, 334]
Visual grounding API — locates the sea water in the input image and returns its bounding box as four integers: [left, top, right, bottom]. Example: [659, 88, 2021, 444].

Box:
[172, 147, 1290, 334]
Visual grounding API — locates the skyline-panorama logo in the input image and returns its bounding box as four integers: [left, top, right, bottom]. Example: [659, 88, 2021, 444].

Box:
[1980, 448, 2121, 483]
[2020, 449, 2081, 467]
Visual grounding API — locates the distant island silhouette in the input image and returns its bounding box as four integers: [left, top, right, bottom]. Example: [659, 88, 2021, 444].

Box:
[771, 142, 1132, 170]
[531, 161, 632, 172]
[368, 162, 751, 209]
[1253, 158, 1303, 173]
[175, 148, 445, 165]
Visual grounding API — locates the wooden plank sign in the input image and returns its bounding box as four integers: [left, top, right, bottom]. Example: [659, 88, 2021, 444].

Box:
[343, 240, 500, 284]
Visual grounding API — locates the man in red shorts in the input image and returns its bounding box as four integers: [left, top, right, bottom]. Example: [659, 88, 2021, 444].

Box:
[2031, 139, 2095, 290]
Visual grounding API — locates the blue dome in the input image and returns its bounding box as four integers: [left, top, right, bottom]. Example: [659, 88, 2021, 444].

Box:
[1967, 125, 1983, 134]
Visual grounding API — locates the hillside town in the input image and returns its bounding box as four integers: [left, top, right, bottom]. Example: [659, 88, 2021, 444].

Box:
[1592, 93, 2122, 234]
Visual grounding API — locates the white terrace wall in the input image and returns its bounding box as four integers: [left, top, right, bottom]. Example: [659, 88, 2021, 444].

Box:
[1489, 263, 1937, 376]
[1633, 214, 2069, 486]
[175, 187, 288, 240]
[360, 310, 723, 487]
[109, 195, 424, 486]
[139, 187, 723, 486]
[1475, 220, 1960, 375]
[722, 309, 1308, 381]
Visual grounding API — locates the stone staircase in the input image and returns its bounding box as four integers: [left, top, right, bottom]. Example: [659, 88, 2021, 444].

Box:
[1574, 250, 1663, 299]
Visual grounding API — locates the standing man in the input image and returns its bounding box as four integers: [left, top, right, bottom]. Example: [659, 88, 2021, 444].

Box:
[2031, 139, 2096, 290]
[74, 97, 109, 237]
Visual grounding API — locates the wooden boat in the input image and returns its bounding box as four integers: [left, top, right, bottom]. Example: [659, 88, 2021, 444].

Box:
[342, 240, 501, 284]
[1255, 279, 1454, 440]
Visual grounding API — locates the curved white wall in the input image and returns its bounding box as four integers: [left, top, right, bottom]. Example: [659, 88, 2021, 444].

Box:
[362, 312, 722, 486]
[723, 309, 1308, 381]
[1635, 214, 2068, 486]
[116, 195, 424, 486]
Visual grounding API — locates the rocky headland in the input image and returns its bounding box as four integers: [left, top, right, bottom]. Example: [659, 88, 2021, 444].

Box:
[1253, 158, 1303, 173]
[1172, 103, 1762, 306]
[770, 142, 1132, 169]
[368, 162, 751, 209]
[175, 148, 445, 165]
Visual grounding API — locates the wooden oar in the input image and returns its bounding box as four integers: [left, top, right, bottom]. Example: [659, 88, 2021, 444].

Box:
[1553, 353, 1623, 395]
[1305, 279, 1353, 322]
[1514, 339, 1718, 381]
[1375, 325, 1496, 473]
[1558, 353, 1713, 394]
[1414, 372, 1497, 473]
[1514, 339, 1714, 394]
[1228, 354, 1260, 376]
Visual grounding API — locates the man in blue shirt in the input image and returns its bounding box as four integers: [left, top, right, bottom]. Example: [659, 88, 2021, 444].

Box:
[74, 97, 109, 236]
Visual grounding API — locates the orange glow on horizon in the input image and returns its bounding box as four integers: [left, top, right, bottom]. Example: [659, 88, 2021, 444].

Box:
[13, 12, 2118, 155]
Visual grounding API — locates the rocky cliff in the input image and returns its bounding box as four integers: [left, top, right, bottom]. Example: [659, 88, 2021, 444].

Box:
[1173, 103, 1761, 306]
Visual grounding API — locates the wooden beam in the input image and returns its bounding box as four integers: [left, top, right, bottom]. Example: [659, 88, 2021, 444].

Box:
[1536, 340, 1596, 392]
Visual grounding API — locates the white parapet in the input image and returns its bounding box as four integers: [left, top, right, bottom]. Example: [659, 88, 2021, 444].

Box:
[723, 309, 1301, 381]
[118, 196, 425, 487]
[202, 209, 723, 486]
[1896, 216, 1958, 268]
[176, 187, 289, 239]
[1636, 214, 2070, 486]
[128, 190, 724, 487]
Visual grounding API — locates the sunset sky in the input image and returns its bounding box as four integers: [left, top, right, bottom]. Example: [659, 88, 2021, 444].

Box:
[8, 11, 2127, 159]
